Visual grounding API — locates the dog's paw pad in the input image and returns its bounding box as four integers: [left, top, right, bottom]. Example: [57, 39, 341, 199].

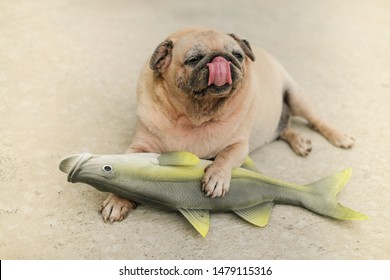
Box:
[292, 136, 312, 157]
[332, 134, 355, 149]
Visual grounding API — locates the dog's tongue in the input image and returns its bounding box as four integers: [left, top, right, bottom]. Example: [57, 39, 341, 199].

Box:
[207, 56, 232, 87]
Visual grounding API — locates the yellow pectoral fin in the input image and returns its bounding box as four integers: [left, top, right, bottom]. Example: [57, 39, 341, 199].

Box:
[178, 208, 210, 238]
[158, 152, 201, 166]
[233, 202, 275, 227]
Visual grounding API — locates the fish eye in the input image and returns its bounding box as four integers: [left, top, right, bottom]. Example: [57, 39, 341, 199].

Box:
[102, 165, 113, 173]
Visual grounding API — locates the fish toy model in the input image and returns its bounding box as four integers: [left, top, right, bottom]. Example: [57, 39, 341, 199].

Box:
[59, 152, 367, 237]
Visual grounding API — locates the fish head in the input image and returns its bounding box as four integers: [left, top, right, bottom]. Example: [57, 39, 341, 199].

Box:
[59, 153, 160, 191]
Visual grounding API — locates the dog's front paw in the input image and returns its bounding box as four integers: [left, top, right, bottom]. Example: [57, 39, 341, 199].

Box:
[202, 164, 231, 198]
[100, 193, 137, 223]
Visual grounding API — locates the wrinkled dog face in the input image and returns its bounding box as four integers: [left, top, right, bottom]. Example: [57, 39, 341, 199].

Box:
[150, 30, 255, 101]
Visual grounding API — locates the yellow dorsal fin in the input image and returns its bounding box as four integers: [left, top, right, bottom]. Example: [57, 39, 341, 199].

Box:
[178, 208, 210, 238]
[158, 152, 200, 166]
[241, 156, 260, 172]
[233, 202, 275, 227]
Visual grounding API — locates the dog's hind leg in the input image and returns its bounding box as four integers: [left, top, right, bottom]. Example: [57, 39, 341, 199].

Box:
[282, 81, 355, 149]
[276, 102, 312, 156]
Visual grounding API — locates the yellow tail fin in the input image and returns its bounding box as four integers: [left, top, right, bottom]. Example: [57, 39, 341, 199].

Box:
[304, 168, 368, 220]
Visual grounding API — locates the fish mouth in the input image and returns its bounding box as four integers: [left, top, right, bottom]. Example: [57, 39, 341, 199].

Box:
[59, 153, 93, 182]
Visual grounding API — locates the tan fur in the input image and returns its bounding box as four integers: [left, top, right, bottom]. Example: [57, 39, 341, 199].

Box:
[100, 27, 355, 223]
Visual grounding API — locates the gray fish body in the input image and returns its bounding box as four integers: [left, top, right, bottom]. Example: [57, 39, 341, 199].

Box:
[65, 153, 303, 211]
[91, 178, 292, 212]
[59, 152, 367, 237]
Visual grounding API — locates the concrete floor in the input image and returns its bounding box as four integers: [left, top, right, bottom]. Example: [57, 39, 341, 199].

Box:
[1, 0, 389, 259]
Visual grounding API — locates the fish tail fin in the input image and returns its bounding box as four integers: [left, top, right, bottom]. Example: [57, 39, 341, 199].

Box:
[303, 168, 368, 220]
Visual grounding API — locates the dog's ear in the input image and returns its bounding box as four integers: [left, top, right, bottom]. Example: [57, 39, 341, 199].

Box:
[229, 34, 255, 62]
[150, 40, 174, 74]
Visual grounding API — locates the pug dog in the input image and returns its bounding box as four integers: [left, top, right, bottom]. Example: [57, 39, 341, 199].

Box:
[100, 27, 354, 223]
